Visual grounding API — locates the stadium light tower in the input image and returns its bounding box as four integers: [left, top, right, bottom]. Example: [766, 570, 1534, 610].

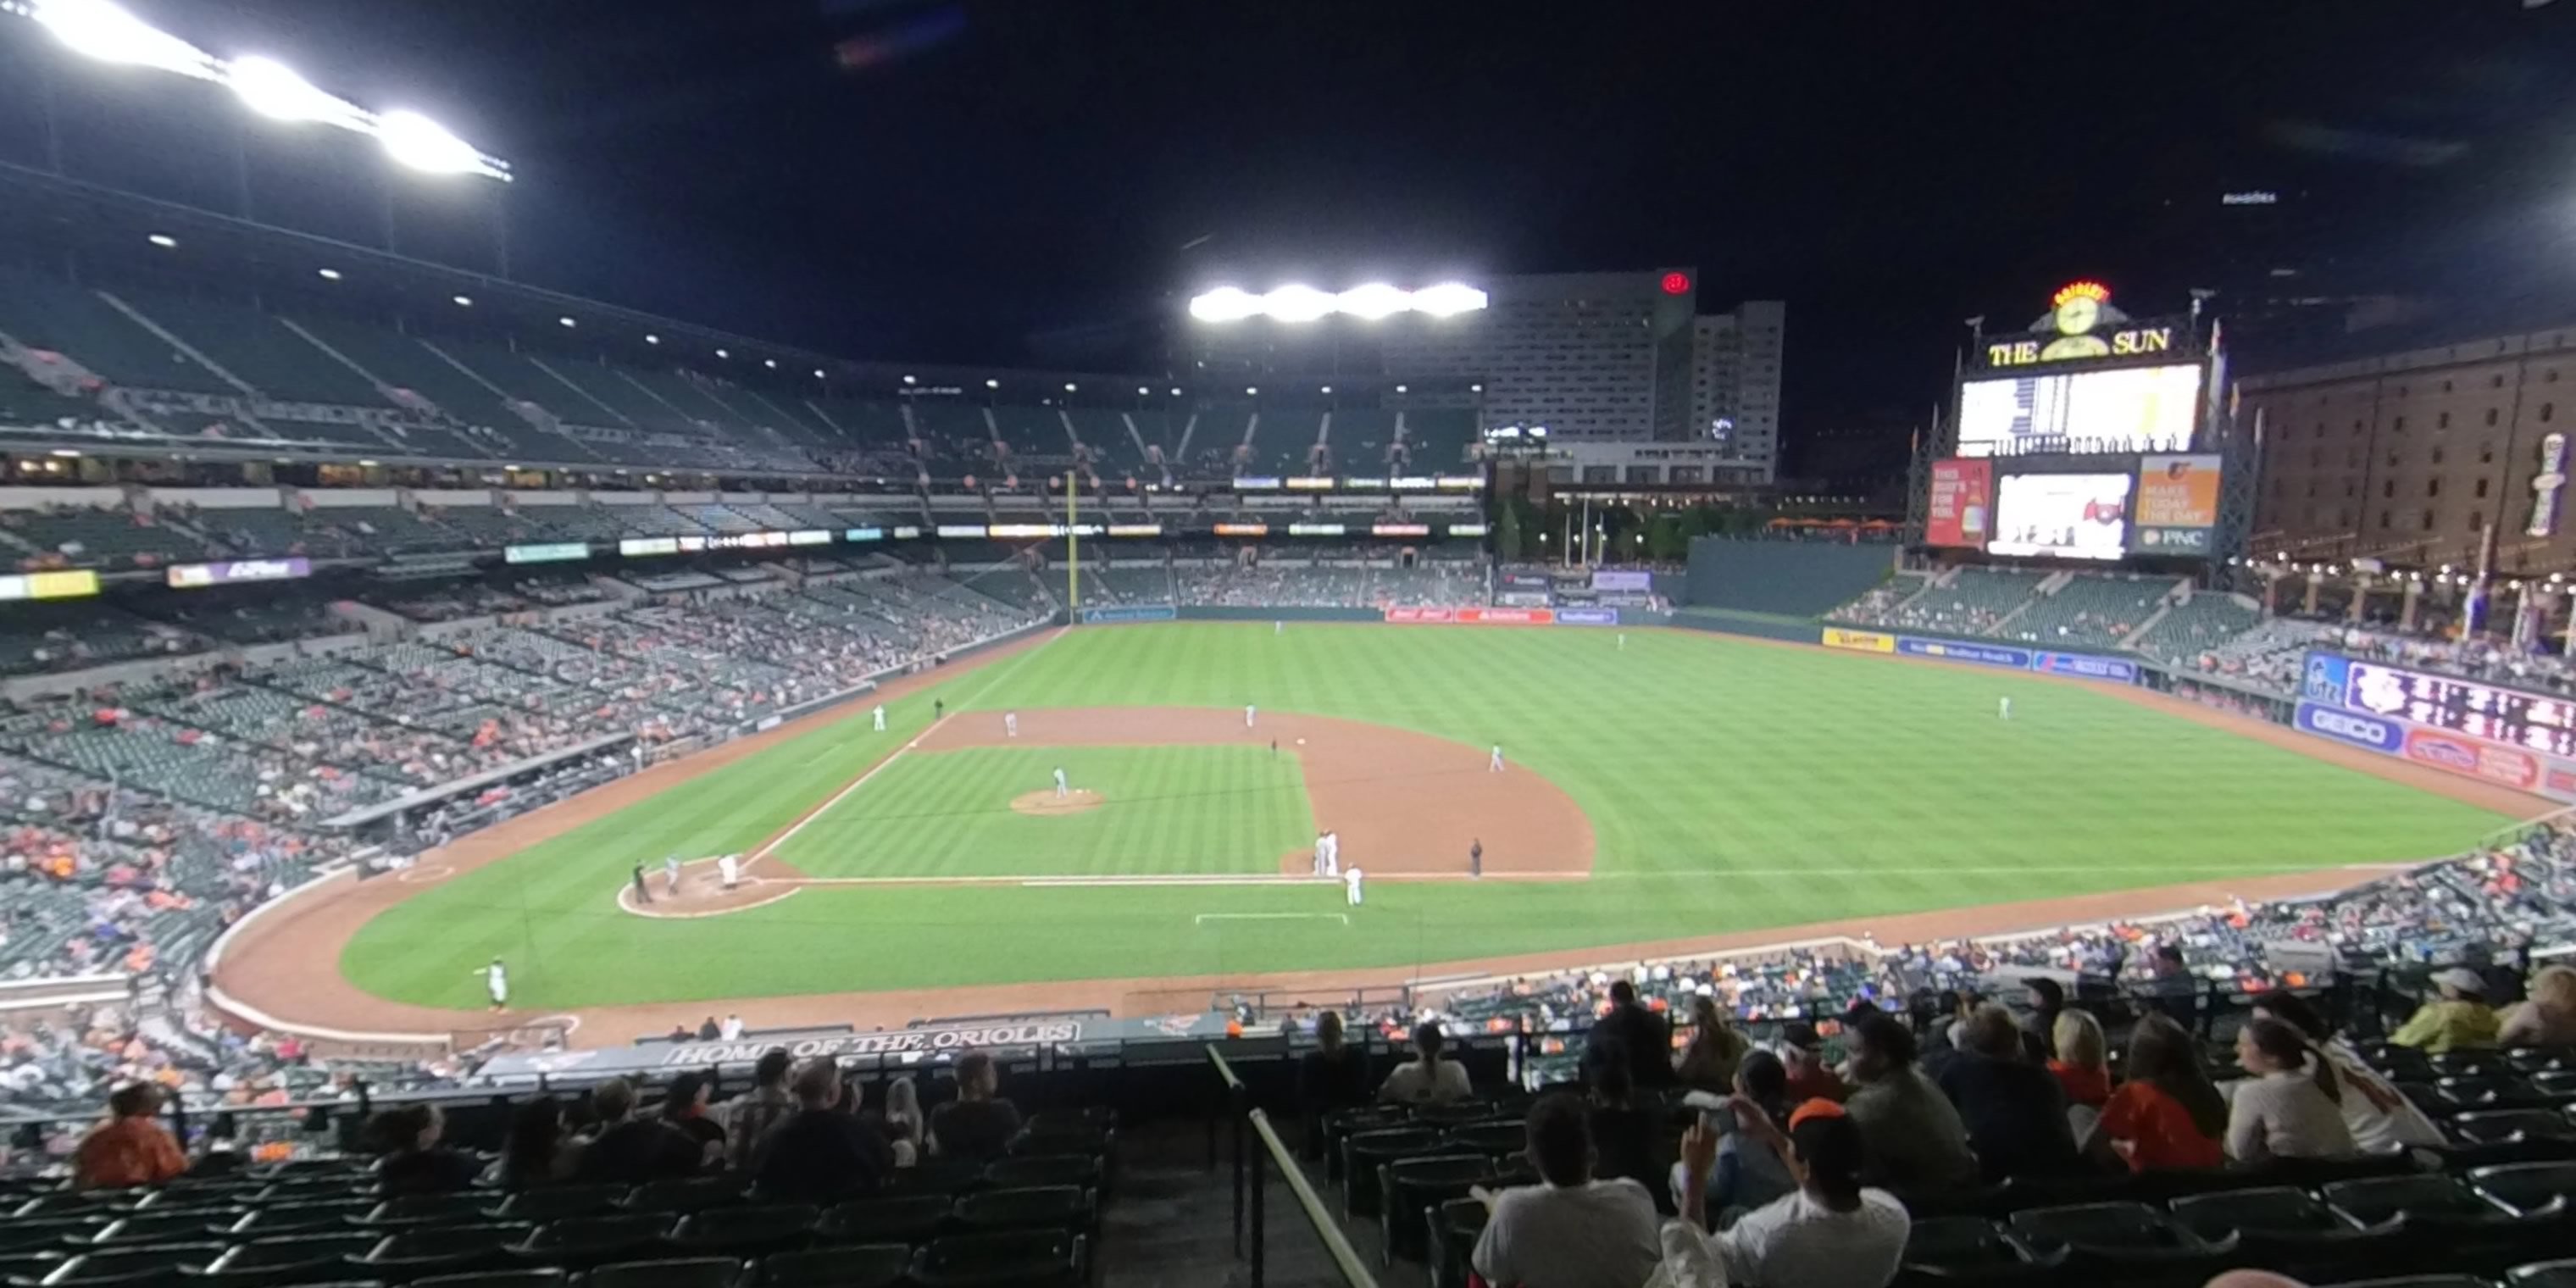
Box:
[1188, 280, 1488, 324]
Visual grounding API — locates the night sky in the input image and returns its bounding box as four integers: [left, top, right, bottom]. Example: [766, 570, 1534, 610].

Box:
[18, 1, 2576, 477]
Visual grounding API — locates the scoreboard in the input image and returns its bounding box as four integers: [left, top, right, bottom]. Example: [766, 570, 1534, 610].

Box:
[2303, 653, 2576, 759]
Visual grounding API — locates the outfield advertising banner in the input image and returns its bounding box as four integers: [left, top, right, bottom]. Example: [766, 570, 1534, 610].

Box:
[2293, 701, 2401, 754]
[1820, 627, 1896, 653]
[1896, 637, 2033, 669]
[504, 542, 591, 564]
[2033, 652, 2140, 682]
[1383, 606, 1556, 625]
[1081, 606, 1177, 625]
[2401, 727, 2543, 791]
[1591, 571, 1652, 592]
[167, 558, 310, 589]
[1924, 458, 1992, 549]
[1556, 608, 1619, 625]
[2131, 453, 2222, 553]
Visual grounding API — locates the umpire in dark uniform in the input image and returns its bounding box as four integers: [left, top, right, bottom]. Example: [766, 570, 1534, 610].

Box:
[1468, 838, 1483, 880]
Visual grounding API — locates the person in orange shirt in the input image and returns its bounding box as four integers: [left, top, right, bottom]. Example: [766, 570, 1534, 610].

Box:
[73, 1084, 188, 1190]
[2090, 1013, 2226, 1172]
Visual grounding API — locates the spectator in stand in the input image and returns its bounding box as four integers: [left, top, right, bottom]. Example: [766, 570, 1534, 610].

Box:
[1379, 1020, 1473, 1105]
[2226, 1016, 2358, 1164]
[2089, 1013, 2225, 1172]
[2248, 991, 2443, 1152]
[2047, 1008, 2112, 1111]
[1586, 1055, 1658, 1191]
[2390, 967, 2502, 1053]
[493, 1095, 580, 1188]
[1673, 1047, 1797, 1221]
[662, 1072, 726, 1166]
[2147, 944, 2200, 1025]
[2501, 964, 2576, 1047]
[930, 1051, 1024, 1160]
[754, 1058, 895, 1202]
[2021, 979, 2065, 1061]
[371, 1103, 482, 1195]
[73, 1082, 187, 1190]
[1674, 995, 1749, 1093]
[881, 1076, 924, 1167]
[1300, 1011, 1370, 1157]
[1662, 1100, 1911, 1288]
[1469, 1092, 1662, 1288]
[724, 1048, 797, 1170]
[1588, 980, 1675, 1089]
[1937, 1003, 2079, 1181]
[1841, 1013, 1977, 1192]
[1778, 1023, 1847, 1103]
[575, 1077, 702, 1184]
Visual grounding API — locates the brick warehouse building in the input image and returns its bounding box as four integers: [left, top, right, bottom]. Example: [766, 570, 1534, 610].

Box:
[2243, 325, 2576, 574]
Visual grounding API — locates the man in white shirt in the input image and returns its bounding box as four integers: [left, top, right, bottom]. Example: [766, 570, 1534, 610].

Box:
[720, 1013, 745, 1041]
[1378, 1021, 1470, 1104]
[1662, 1099, 1909, 1288]
[873, 704, 886, 731]
[718, 853, 740, 891]
[1472, 1093, 1660, 1288]
[1343, 865, 1363, 907]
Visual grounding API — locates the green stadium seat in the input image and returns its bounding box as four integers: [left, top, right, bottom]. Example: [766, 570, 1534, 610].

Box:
[360, 1223, 534, 1282]
[200, 1234, 380, 1287]
[580, 1257, 743, 1288]
[757, 1244, 908, 1288]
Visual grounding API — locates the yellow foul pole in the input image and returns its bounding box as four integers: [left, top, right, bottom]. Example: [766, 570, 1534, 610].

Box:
[1066, 470, 1079, 616]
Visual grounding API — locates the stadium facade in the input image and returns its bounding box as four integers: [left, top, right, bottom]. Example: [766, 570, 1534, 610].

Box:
[1183, 269, 1785, 479]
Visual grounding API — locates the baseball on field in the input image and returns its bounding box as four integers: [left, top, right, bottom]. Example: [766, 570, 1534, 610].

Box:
[1296, 738, 1307, 745]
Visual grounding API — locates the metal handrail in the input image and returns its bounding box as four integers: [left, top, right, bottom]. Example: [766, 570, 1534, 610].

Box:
[1249, 1107, 1380, 1288]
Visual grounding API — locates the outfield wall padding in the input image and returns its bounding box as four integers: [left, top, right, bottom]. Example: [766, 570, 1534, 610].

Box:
[1176, 605, 1387, 624]
[1684, 540, 1895, 618]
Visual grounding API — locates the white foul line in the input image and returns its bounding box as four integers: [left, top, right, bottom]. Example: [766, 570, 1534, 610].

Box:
[754, 627, 1066, 864]
[1196, 912, 1349, 924]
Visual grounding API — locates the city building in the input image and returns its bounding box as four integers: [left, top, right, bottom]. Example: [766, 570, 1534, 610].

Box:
[1182, 270, 1784, 477]
[2241, 323, 2576, 572]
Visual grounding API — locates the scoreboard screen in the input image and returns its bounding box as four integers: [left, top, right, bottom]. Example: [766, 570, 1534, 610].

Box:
[2341, 659, 2576, 758]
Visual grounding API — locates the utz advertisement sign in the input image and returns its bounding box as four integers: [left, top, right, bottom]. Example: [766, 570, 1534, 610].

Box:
[1821, 627, 1896, 654]
[2132, 453, 2222, 553]
[1924, 458, 1992, 549]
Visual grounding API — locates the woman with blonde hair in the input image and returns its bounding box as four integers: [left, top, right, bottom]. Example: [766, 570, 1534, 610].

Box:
[2501, 965, 2576, 1047]
[1674, 995, 1748, 1093]
[882, 1077, 925, 1167]
[2046, 1008, 2110, 1109]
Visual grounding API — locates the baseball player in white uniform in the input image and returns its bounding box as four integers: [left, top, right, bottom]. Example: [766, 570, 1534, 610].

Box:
[1999, 697, 2012, 720]
[1343, 867, 1364, 907]
[1053, 766, 1069, 799]
[873, 704, 886, 731]
[1489, 744, 1506, 773]
[1005, 711, 1019, 738]
[664, 854, 682, 897]
[719, 853, 740, 890]
[1245, 703, 1257, 728]
[484, 958, 508, 1012]
[1323, 830, 1341, 876]
[1312, 831, 1327, 878]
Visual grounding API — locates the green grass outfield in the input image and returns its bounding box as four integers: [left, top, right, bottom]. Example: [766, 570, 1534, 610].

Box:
[341, 624, 2523, 1012]
[775, 746, 1312, 878]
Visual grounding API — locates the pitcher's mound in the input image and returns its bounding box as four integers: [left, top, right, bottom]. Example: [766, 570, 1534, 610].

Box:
[1012, 789, 1103, 816]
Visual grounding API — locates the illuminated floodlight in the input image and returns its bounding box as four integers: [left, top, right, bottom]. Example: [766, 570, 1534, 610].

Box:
[1320, 386, 1331, 394]
[1063, 382, 1077, 392]
[1188, 286, 1263, 323]
[315, 268, 341, 280]
[228, 55, 363, 128]
[813, 369, 825, 379]
[1335, 283, 1409, 320]
[715, 348, 730, 358]
[1412, 282, 1488, 317]
[451, 294, 473, 307]
[32, 0, 214, 77]
[1246, 386, 1258, 396]
[1261, 284, 1335, 323]
[902, 374, 917, 385]
[378, 109, 508, 180]
[1136, 386, 1148, 396]
[1395, 384, 1407, 393]
[763, 358, 777, 369]
[985, 378, 999, 389]
[644, 334, 660, 345]
[1169, 387, 1181, 396]
[145, 232, 175, 248]
[557, 316, 576, 328]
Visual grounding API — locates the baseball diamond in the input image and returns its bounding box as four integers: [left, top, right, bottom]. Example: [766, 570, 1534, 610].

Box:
[208, 619, 2524, 1043]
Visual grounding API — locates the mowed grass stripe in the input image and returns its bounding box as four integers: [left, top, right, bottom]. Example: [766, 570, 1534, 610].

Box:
[773, 746, 1313, 878]
[341, 624, 2520, 1010]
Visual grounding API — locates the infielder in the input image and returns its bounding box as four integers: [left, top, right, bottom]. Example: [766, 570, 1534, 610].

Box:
[1245, 703, 1257, 728]
[1343, 866, 1364, 907]
[1489, 744, 1506, 773]
[1312, 830, 1328, 878]
[1469, 838, 1483, 880]
[872, 704, 886, 731]
[719, 853, 740, 891]
[664, 854, 682, 897]
[1005, 711, 1019, 738]
[1053, 766, 1069, 799]
[483, 958, 508, 1012]
[630, 861, 652, 905]
[1618, 634, 1626, 652]
[1274, 620, 1283, 636]
[1322, 830, 1341, 876]
[1999, 697, 2012, 720]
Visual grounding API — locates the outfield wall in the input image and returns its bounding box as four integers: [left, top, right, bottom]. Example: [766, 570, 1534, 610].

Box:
[1684, 539, 1895, 618]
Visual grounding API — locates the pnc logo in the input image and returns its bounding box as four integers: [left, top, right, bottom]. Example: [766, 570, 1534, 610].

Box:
[2408, 736, 2480, 770]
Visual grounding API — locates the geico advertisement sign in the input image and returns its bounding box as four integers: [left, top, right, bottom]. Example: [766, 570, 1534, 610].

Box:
[2293, 702, 2399, 752]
